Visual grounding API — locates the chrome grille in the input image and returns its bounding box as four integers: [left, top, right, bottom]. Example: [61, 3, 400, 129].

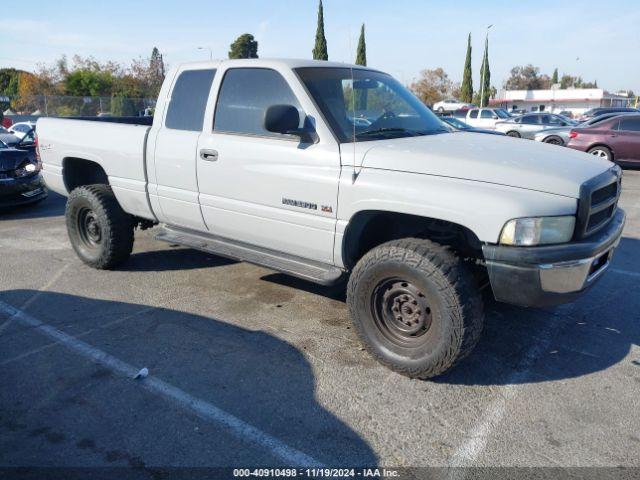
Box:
[576, 167, 621, 239]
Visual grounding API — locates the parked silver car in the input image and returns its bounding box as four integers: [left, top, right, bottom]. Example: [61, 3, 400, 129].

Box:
[533, 112, 638, 146]
[495, 113, 577, 139]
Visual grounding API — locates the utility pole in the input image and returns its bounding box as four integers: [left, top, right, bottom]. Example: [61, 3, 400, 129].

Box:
[480, 24, 493, 108]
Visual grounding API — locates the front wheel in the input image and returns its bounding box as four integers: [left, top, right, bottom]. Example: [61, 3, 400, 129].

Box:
[66, 185, 134, 269]
[347, 239, 484, 379]
[588, 146, 612, 161]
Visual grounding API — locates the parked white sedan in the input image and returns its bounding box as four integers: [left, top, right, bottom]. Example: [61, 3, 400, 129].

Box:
[8, 122, 36, 140]
[432, 98, 474, 113]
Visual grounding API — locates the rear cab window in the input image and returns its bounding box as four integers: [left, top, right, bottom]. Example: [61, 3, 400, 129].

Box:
[165, 69, 217, 131]
[469, 110, 478, 119]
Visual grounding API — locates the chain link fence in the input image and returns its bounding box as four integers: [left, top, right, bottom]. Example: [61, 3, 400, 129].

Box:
[1, 94, 156, 118]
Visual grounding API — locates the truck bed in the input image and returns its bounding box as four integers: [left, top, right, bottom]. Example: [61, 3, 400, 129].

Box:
[38, 117, 155, 220]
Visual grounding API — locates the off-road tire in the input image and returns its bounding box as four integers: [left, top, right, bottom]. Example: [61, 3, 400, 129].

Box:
[66, 184, 134, 269]
[347, 238, 484, 379]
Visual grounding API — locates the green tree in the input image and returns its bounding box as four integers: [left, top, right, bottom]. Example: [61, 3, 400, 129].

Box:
[479, 36, 490, 107]
[460, 34, 473, 102]
[0, 68, 25, 95]
[312, 0, 328, 60]
[64, 69, 114, 97]
[551, 68, 559, 85]
[228, 34, 259, 59]
[356, 24, 367, 66]
[504, 65, 550, 90]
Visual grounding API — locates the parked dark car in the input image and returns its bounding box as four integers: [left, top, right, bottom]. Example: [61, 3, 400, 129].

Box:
[0, 130, 47, 208]
[578, 107, 638, 122]
[566, 114, 640, 165]
[440, 116, 506, 136]
[534, 111, 637, 146]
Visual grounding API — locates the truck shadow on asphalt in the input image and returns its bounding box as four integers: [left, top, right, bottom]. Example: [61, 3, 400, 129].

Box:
[1, 290, 378, 468]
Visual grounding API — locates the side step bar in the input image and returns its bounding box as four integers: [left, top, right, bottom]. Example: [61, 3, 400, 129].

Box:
[156, 226, 344, 286]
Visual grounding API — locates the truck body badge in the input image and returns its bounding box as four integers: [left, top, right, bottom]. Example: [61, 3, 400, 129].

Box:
[321, 205, 333, 213]
[282, 198, 317, 210]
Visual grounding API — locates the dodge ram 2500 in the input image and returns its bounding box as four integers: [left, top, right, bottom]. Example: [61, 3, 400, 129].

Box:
[38, 58, 625, 378]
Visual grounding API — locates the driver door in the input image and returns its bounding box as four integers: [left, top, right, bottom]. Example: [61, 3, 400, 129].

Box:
[196, 67, 340, 264]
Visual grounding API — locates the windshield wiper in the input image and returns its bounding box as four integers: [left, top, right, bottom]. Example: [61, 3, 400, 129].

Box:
[356, 127, 419, 137]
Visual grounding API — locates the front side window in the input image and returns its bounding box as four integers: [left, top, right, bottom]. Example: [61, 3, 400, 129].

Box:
[165, 69, 216, 131]
[214, 68, 303, 137]
[296, 67, 448, 143]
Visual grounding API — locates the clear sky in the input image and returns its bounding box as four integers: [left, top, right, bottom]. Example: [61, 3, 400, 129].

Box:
[1, 0, 638, 93]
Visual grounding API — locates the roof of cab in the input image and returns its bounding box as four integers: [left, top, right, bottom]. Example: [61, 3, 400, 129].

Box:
[176, 58, 378, 71]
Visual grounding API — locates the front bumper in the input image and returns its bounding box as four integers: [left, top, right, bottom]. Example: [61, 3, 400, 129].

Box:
[0, 174, 48, 208]
[482, 209, 625, 307]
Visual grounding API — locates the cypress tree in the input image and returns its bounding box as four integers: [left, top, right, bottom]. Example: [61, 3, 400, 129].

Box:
[354, 24, 368, 111]
[460, 33, 473, 103]
[313, 0, 329, 60]
[551, 68, 559, 85]
[480, 36, 491, 107]
[355, 24, 367, 66]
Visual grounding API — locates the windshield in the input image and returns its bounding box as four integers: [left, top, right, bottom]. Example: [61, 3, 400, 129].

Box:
[495, 109, 511, 119]
[295, 67, 448, 142]
[0, 140, 7, 149]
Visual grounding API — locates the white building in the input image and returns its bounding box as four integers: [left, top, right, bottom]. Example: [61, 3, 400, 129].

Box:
[489, 88, 632, 117]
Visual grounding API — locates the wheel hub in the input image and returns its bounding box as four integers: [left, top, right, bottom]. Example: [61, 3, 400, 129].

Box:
[77, 208, 102, 247]
[374, 279, 433, 343]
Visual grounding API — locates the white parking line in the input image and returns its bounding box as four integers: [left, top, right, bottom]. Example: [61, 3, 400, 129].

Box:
[447, 314, 562, 478]
[0, 306, 157, 366]
[0, 300, 323, 467]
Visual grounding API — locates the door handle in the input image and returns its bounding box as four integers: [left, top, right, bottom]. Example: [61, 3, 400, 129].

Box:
[200, 149, 218, 161]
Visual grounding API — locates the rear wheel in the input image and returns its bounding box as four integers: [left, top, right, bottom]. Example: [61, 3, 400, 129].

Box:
[588, 146, 612, 161]
[506, 130, 521, 138]
[347, 238, 484, 379]
[66, 185, 134, 269]
[544, 136, 564, 146]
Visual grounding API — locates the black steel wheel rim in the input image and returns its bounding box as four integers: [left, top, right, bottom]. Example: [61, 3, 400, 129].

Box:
[371, 277, 433, 346]
[77, 207, 102, 248]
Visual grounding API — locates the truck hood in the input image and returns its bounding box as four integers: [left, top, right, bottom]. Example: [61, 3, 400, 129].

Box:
[359, 132, 612, 198]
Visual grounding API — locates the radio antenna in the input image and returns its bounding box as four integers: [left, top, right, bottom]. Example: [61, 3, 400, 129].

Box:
[349, 31, 358, 183]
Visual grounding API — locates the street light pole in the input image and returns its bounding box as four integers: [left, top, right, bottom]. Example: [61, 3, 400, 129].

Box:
[480, 24, 493, 108]
[197, 46, 213, 60]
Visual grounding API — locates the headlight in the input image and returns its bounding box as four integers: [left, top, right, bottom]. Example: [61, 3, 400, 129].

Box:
[499, 216, 575, 246]
[14, 159, 39, 178]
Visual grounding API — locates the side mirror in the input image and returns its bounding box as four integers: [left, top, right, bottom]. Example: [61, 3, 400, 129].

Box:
[264, 105, 315, 143]
[264, 104, 301, 135]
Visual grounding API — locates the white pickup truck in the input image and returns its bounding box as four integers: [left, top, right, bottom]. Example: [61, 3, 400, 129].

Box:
[38, 59, 625, 379]
[464, 107, 512, 130]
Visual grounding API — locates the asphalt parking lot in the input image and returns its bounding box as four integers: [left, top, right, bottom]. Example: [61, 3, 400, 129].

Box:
[1, 170, 639, 474]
